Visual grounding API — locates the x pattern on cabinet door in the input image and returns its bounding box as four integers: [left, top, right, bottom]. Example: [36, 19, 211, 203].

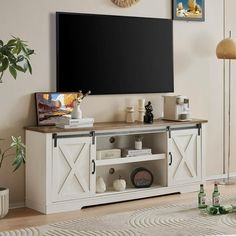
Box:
[58, 142, 89, 195]
[172, 134, 197, 179]
[168, 129, 201, 185]
[52, 137, 93, 202]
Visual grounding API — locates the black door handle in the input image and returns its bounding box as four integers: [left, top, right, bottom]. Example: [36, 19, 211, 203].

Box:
[92, 160, 96, 174]
[169, 152, 173, 166]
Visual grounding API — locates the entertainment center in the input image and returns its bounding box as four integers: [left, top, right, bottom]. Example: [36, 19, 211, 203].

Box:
[23, 12, 207, 214]
[25, 119, 207, 214]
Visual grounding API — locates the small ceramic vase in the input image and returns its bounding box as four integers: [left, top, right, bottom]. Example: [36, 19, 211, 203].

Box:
[96, 176, 106, 193]
[135, 140, 142, 150]
[71, 101, 82, 119]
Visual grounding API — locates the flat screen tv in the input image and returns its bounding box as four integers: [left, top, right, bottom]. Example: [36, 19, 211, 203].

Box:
[56, 12, 174, 94]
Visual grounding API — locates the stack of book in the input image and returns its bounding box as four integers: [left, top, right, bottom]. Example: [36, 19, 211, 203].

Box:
[123, 148, 152, 157]
[56, 117, 94, 129]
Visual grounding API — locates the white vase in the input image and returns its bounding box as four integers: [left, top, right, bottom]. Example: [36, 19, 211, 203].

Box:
[135, 140, 142, 150]
[96, 176, 106, 193]
[71, 101, 82, 119]
[0, 187, 9, 218]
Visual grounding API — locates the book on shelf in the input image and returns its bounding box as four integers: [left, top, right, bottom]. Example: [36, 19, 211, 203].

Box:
[122, 148, 152, 157]
[56, 123, 94, 129]
[56, 117, 94, 125]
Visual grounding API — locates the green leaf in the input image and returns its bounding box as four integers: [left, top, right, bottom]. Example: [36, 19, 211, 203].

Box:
[6, 52, 16, 64]
[12, 157, 22, 172]
[22, 47, 27, 54]
[11, 136, 18, 143]
[0, 40, 3, 46]
[10, 136, 25, 148]
[16, 41, 22, 55]
[12, 47, 18, 54]
[13, 64, 25, 72]
[9, 65, 17, 79]
[7, 39, 17, 46]
[12, 156, 21, 166]
[26, 59, 32, 74]
[0, 57, 9, 72]
[27, 49, 34, 56]
[9, 136, 26, 171]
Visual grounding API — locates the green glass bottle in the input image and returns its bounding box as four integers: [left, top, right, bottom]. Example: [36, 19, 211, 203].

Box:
[207, 205, 218, 215]
[231, 205, 236, 212]
[219, 205, 236, 214]
[212, 183, 220, 207]
[198, 184, 207, 208]
[219, 205, 232, 214]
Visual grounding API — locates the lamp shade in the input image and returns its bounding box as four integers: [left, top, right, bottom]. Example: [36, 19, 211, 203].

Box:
[216, 38, 236, 59]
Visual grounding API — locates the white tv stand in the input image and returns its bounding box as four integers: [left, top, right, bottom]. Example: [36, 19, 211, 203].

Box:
[25, 119, 207, 214]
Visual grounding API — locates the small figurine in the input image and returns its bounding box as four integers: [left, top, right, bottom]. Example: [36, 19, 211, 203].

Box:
[144, 101, 154, 124]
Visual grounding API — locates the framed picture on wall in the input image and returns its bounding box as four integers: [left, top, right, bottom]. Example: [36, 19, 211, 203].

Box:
[172, 0, 205, 21]
[35, 92, 79, 126]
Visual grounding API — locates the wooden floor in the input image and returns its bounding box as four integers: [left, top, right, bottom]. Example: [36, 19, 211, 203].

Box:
[1, 181, 235, 232]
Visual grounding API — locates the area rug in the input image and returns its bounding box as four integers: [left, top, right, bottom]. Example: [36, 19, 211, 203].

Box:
[2, 196, 236, 236]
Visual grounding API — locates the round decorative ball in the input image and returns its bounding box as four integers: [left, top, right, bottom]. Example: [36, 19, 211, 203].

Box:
[113, 178, 126, 191]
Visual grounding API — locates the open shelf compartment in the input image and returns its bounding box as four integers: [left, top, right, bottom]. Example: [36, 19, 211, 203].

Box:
[95, 159, 167, 195]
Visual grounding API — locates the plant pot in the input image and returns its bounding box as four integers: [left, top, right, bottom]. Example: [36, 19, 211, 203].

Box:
[0, 187, 9, 218]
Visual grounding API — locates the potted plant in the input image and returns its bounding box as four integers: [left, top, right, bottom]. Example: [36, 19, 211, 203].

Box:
[0, 36, 34, 82]
[0, 36, 34, 217]
[0, 136, 25, 218]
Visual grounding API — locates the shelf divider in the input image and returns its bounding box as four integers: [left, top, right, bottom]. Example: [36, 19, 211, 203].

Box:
[96, 153, 166, 166]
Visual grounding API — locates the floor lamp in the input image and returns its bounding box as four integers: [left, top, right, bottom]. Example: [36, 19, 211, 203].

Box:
[216, 31, 236, 184]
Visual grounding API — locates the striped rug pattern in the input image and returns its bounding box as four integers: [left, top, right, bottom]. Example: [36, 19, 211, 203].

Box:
[1, 196, 236, 236]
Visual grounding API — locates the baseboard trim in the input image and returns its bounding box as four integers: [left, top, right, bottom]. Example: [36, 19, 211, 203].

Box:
[206, 172, 236, 181]
[10, 202, 25, 209]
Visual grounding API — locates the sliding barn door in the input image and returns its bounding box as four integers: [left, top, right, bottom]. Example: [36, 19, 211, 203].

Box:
[168, 129, 201, 186]
[52, 137, 95, 202]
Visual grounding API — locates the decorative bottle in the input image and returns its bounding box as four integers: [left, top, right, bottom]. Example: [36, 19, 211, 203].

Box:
[212, 183, 220, 207]
[206, 205, 218, 215]
[219, 205, 236, 214]
[198, 184, 207, 209]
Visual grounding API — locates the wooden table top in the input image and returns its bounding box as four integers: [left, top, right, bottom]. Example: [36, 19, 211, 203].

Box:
[25, 118, 208, 133]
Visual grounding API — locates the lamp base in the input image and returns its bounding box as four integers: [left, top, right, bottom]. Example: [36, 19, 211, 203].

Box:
[216, 177, 236, 185]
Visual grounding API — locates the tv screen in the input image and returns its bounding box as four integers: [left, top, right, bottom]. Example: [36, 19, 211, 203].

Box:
[56, 12, 174, 94]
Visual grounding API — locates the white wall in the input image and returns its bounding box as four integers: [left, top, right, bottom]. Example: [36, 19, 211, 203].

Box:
[0, 0, 228, 205]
